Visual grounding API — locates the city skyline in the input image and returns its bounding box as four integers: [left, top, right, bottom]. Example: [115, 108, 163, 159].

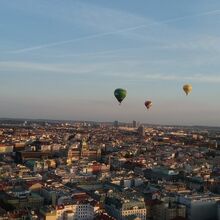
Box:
[1, 0, 220, 126]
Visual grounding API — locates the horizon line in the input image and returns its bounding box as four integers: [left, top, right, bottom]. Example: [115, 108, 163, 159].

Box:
[0, 116, 219, 129]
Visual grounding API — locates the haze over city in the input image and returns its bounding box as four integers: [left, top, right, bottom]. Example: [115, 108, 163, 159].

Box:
[1, 0, 220, 126]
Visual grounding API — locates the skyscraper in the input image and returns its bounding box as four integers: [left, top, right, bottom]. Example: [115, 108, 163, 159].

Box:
[114, 121, 119, 128]
[138, 125, 145, 137]
[133, 120, 137, 128]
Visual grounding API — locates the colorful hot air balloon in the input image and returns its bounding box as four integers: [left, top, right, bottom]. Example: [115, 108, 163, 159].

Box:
[183, 84, 192, 95]
[145, 100, 152, 110]
[114, 88, 127, 104]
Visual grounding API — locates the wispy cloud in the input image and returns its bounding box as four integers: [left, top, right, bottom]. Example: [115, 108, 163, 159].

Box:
[10, 9, 220, 54]
[157, 36, 220, 52]
[125, 73, 220, 83]
[0, 60, 141, 75]
[0, 61, 93, 74]
[1, 61, 220, 83]
[35, 47, 140, 59]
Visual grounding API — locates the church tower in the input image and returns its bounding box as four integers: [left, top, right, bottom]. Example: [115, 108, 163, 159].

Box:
[81, 139, 89, 158]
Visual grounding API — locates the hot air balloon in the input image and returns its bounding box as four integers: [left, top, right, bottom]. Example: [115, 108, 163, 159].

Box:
[114, 88, 127, 104]
[145, 100, 152, 110]
[183, 84, 192, 95]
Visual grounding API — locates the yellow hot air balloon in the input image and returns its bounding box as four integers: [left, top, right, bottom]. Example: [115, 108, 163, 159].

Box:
[183, 84, 192, 95]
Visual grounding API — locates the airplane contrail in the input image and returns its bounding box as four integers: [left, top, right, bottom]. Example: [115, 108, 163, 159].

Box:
[11, 9, 220, 54]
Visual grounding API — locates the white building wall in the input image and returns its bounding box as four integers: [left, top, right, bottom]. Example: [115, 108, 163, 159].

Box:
[122, 209, 146, 220]
[178, 196, 219, 220]
[56, 204, 94, 220]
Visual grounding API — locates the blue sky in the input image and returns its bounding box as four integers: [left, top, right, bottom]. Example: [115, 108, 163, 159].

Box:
[0, 0, 220, 126]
